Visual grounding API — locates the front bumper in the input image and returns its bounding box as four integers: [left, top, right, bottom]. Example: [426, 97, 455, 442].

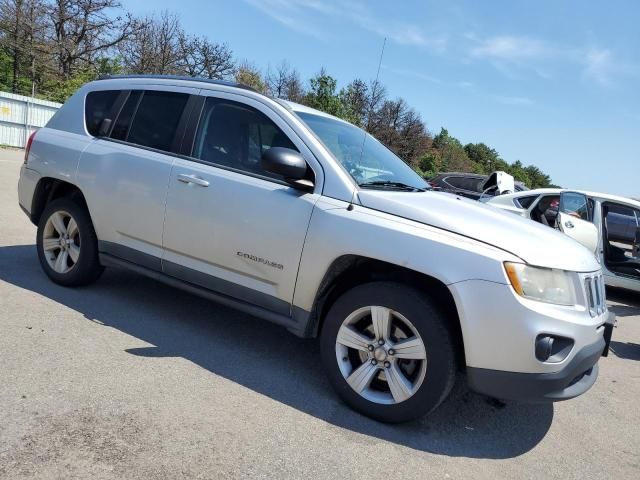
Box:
[467, 335, 605, 402]
[449, 279, 613, 402]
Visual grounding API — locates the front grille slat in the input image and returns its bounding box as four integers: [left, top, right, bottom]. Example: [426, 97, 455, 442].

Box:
[584, 273, 606, 317]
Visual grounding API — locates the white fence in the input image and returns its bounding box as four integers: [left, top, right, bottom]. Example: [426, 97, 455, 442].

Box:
[0, 91, 61, 148]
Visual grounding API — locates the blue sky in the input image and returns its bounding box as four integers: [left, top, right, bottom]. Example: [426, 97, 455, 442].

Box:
[126, 0, 639, 197]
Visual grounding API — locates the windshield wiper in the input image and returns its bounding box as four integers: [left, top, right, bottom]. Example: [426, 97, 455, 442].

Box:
[359, 180, 427, 192]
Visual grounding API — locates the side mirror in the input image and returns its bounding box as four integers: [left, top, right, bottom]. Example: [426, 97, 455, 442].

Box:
[98, 118, 112, 137]
[261, 147, 314, 192]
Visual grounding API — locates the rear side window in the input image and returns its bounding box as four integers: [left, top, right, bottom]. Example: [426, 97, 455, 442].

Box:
[85, 90, 119, 136]
[515, 195, 538, 209]
[126, 91, 189, 152]
[111, 91, 142, 141]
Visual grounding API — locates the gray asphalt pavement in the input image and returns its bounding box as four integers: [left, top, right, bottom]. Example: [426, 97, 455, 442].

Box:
[1, 148, 638, 479]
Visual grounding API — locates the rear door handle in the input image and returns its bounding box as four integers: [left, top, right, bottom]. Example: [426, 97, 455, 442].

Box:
[177, 174, 209, 187]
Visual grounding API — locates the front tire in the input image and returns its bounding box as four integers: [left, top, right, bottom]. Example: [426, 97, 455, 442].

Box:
[36, 197, 103, 286]
[320, 282, 457, 423]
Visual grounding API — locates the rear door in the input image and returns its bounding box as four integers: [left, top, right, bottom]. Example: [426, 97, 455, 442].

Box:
[77, 86, 197, 267]
[557, 191, 598, 252]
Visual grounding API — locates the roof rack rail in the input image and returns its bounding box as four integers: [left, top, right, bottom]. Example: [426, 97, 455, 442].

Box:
[96, 74, 258, 92]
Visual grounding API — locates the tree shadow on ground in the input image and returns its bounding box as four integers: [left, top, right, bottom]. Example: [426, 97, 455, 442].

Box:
[0, 244, 554, 459]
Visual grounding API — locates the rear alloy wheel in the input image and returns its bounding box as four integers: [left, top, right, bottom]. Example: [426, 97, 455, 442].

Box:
[42, 210, 81, 274]
[320, 282, 457, 423]
[37, 197, 103, 286]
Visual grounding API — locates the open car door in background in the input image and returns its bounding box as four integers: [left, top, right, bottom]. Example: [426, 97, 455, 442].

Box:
[602, 202, 640, 279]
[556, 192, 598, 253]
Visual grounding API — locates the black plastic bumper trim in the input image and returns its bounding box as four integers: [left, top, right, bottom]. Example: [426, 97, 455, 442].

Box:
[467, 335, 606, 402]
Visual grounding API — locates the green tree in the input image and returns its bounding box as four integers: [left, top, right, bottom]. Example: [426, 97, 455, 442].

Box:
[431, 128, 473, 172]
[304, 70, 344, 117]
[464, 142, 501, 174]
[234, 61, 266, 93]
[339, 78, 368, 126]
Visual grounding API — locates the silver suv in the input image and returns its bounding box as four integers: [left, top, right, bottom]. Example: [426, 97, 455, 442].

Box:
[18, 75, 613, 422]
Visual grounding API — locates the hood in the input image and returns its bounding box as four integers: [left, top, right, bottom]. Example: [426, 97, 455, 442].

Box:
[357, 190, 600, 272]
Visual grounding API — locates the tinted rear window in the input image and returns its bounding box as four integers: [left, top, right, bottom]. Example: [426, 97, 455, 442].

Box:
[126, 91, 189, 152]
[446, 176, 481, 191]
[85, 90, 119, 136]
[111, 91, 142, 141]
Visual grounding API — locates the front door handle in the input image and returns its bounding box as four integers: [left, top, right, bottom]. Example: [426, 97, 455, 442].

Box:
[177, 174, 209, 187]
[564, 220, 575, 229]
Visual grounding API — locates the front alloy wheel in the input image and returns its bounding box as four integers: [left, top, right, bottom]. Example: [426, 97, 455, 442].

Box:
[320, 282, 457, 423]
[336, 306, 427, 405]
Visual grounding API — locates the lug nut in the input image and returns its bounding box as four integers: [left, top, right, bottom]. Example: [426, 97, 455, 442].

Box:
[367, 344, 374, 351]
[378, 339, 385, 346]
[371, 359, 377, 365]
[384, 361, 391, 368]
[388, 349, 395, 356]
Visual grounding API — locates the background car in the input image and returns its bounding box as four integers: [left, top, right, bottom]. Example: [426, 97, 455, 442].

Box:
[429, 172, 528, 200]
[488, 188, 640, 293]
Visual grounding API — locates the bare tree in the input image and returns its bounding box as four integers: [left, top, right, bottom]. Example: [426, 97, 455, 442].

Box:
[283, 68, 304, 102]
[49, 0, 136, 78]
[152, 11, 180, 74]
[264, 61, 304, 101]
[0, 0, 47, 92]
[364, 78, 386, 132]
[198, 38, 234, 79]
[119, 11, 181, 74]
[176, 34, 234, 79]
[265, 60, 289, 97]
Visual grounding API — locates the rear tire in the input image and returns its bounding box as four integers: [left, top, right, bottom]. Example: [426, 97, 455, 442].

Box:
[36, 197, 103, 286]
[320, 282, 457, 423]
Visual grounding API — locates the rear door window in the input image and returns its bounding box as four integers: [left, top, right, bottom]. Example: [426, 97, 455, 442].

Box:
[110, 91, 142, 141]
[126, 91, 189, 152]
[85, 90, 120, 136]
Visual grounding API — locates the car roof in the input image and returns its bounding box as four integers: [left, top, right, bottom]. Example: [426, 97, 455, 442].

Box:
[97, 74, 257, 92]
[506, 188, 640, 208]
[96, 75, 341, 121]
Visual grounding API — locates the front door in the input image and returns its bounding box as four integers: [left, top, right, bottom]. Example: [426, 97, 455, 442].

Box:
[162, 93, 320, 314]
[557, 191, 598, 252]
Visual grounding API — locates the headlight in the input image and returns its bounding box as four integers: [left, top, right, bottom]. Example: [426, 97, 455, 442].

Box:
[504, 262, 577, 306]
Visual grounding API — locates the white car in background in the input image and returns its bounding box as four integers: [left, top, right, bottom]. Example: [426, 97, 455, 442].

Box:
[488, 189, 640, 293]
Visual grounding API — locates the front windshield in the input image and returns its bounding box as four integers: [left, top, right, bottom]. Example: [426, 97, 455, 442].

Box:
[296, 111, 429, 191]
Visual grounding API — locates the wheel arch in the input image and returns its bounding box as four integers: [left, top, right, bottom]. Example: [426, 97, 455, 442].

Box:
[30, 178, 89, 225]
[305, 255, 466, 368]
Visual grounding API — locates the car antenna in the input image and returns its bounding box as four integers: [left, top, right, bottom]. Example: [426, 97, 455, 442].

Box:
[351, 37, 386, 211]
